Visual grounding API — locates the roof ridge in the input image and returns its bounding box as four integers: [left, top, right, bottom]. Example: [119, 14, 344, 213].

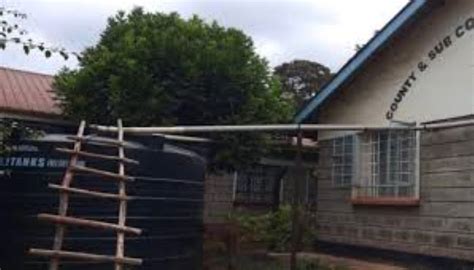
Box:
[0, 65, 54, 78]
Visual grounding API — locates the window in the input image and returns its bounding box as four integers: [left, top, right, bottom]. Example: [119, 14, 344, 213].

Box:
[355, 130, 419, 200]
[329, 130, 420, 204]
[332, 135, 355, 187]
[234, 165, 278, 206]
[280, 168, 317, 208]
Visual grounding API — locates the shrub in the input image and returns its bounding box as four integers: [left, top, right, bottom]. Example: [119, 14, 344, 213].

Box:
[230, 205, 317, 252]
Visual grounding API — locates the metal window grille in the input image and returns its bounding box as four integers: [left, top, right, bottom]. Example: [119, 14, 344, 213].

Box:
[280, 168, 317, 207]
[332, 135, 355, 187]
[235, 165, 276, 205]
[356, 130, 418, 198]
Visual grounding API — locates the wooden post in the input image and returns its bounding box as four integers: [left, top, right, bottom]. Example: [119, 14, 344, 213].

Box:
[272, 167, 288, 212]
[290, 129, 303, 270]
[115, 119, 127, 270]
[50, 120, 86, 270]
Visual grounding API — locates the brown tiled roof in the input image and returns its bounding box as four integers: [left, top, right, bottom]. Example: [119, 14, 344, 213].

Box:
[0, 66, 61, 117]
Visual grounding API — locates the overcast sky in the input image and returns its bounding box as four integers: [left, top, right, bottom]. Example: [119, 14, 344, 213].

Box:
[0, 0, 408, 75]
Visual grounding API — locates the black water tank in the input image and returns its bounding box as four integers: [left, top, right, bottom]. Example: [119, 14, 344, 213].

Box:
[0, 134, 205, 270]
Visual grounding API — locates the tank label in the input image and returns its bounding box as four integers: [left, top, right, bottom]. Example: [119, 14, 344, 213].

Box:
[1, 143, 87, 170]
[0, 156, 85, 168]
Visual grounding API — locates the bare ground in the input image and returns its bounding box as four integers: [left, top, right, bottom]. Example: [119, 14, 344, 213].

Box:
[268, 252, 408, 270]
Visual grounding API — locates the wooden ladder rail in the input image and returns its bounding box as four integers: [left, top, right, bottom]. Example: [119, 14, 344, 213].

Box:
[55, 147, 139, 165]
[50, 120, 86, 270]
[29, 249, 142, 265]
[115, 119, 128, 270]
[37, 213, 142, 234]
[48, 184, 133, 201]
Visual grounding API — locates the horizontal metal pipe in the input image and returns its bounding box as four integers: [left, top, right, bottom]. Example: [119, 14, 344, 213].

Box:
[92, 124, 412, 134]
[153, 133, 214, 143]
[91, 119, 474, 135]
[421, 119, 474, 130]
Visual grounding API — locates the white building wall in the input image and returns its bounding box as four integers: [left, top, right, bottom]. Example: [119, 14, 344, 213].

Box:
[318, 0, 474, 140]
[313, 1, 474, 262]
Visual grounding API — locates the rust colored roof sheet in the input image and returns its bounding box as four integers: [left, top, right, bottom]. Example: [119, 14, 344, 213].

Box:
[0, 66, 61, 117]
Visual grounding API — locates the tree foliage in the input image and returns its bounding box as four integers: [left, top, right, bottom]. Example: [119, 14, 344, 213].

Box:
[0, 120, 41, 154]
[54, 8, 294, 169]
[274, 60, 332, 109]
[0, 6, 81, 60]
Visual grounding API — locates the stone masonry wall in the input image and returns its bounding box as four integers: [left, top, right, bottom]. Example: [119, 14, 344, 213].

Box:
[314, 125, 474, 261]
[203, 172, 235, 224]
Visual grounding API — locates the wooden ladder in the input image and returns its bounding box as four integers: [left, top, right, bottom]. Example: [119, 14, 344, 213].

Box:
[29, 119, 143, 270]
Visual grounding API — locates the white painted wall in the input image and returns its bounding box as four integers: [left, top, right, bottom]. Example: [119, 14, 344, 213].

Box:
[318, 0, 474, 140]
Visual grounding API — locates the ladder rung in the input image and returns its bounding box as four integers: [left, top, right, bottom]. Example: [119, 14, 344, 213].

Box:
[48, 184, 133, 201]
[29, 248, 142, 265]
[56, 148, 139, 165]
[38, 214, 142, 235]
[71, 165, 134, 181]
[67, 135, 126, 147]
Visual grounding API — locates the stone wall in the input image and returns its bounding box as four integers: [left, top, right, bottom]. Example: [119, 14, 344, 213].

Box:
[203, 172, 235, 224]
[203, 167, 316, 223]
[315, 125, 474, 261]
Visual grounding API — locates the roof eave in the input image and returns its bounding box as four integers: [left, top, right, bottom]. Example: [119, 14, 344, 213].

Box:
[0, 108, 62, 120]
[294, 0, 429, 123]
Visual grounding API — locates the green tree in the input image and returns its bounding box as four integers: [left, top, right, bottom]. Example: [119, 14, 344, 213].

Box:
[54, 8, 293, 169]
[0, 119, 41, 154]
[274, 60, 332, 109]
[0, 6, 78, 60]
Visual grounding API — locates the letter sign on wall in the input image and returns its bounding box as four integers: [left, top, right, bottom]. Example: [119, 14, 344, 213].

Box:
[386, 16, 474, 120]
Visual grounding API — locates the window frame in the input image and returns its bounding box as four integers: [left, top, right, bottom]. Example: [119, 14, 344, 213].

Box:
[233, 165, 278, 207]
[351, 129, 421, 206]
[331, 134, 357, 188]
